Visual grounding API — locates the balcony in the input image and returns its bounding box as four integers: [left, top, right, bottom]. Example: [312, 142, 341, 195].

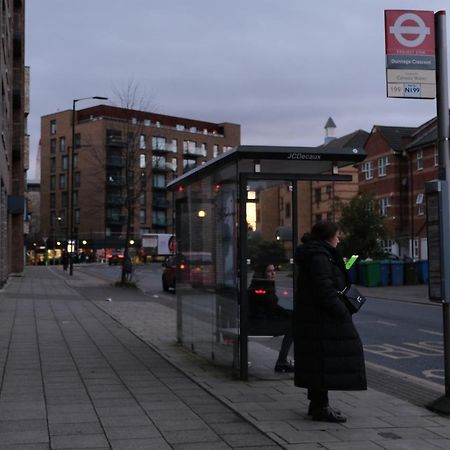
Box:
[183, 163, 196, 174]
[106, 156, 125, 167]
[106, 135, 125, 147]
[183, 147, 207, 158]
[152, 183, 166, 191]
[152, 197, 171, 209]
[152, 144, 177, 154]
[106, 214, 126, 225]
[106, 196, 124, 206]
[106, 176, 125, 186]
[152, 160, 176, 172]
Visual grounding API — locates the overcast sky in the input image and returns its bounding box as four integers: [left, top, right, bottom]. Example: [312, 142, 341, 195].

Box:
[26, 1, 449, 180]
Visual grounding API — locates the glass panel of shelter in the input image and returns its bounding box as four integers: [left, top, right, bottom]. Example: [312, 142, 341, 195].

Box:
[245, 179, 294, 377]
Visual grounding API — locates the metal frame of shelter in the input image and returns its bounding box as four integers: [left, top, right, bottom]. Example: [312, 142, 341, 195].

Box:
[167, 145, 365, 380]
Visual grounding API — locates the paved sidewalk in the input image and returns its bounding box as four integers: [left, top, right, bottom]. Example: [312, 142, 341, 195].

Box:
[0, 266, 450, 449]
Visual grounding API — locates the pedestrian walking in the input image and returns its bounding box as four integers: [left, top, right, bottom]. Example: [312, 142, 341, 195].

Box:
[61, 250, 68, 272]
[294, 221, 366, 423]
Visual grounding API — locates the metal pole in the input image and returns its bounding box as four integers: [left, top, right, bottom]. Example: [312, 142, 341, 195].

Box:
[428, 10, 450, 414]
[69, 100, 76, 275]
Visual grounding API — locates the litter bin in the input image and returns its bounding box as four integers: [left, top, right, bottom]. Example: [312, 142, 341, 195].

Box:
[362, 260, 381, 287]
[347, 265, 358, 284]
[404, 261, 418, 285]
[379, 260, 390, 286]
[357, 262, 366, 287]
[390, 260, 404, 286]
[415, 260, 429, 284]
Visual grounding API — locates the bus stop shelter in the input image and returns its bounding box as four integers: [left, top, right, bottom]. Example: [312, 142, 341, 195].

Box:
[167, 145, 365, 380]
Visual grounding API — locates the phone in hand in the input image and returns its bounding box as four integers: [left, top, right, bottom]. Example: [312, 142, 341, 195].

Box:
[345, 254, 359, 270]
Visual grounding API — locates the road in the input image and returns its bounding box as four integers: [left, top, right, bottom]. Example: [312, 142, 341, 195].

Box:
[79, 262, 445, 392]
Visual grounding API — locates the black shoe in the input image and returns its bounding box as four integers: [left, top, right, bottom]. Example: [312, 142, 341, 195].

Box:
[274, 361, 294, 373]
[311, 406, 346, 423]
[308, 404, 342, 416]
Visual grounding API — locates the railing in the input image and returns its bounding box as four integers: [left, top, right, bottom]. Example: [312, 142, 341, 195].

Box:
[106, 214, 126, 225]
[106, 196, 124, 206]
[106, 136, 125, 147]
[152, 160, 176, 172]
[106, 176, 125, 186]
[152, 198, 171, 209]
[183, 147, 207, 157]
[106, 156, 125, 167]
[152, 144, 177, 153]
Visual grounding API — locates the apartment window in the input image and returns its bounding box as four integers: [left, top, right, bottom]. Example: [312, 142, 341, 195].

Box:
[74, 133, 81, 149]
[314, 188, 321, 204]
[434, 147, 439, 166]
[152, 136, 166, 150]
[50, 119, 57, 135]
[139, 193, 146, 206]
[183, 140, 196, 153]
[381, 239, 395, 254]
[140, 154, 146, 169]
[169, 139, 177, 152]
[59, 174, 66, 189]
[50, 158, 56, 173]
[361, 161, 373, 180]
[62, 155, 68, 171]
[73, 154, 79, 169]
[285, 202, 291, 219]
[413, 239, 419, 259]
[73, 191, 78, 207]
[144, 119, 151, 126]
[74, 209, 80, 225]
[176, 124, 185, 131]
[171, 157, 177, 171]
[61, 192, 68, 208]
[379, 197, 391, 216]
[50, 193, 56, 209]
[50, 139, 56, 154]
[140, 209, 146, 224]
[59, 137, 66, 153]
[139, 134, 146, 149]
[74, 172, 80, 188]
[140, 171, 147, 188]
[50, 176, 56, 191]
[152, 210, 166, 226]
[326, 185, 332, 198]
[416, 192, 424, 215]
[153, 174, 166, 188]
[213, 145, 219, 158]
[416, 150, 423, 170]
[183, 159, 196, 172]
[378, 156, 389, 177]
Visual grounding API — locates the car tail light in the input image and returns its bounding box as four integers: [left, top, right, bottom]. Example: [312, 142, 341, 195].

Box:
[254, 289, 267, 295]
[179, 263, 186, 270]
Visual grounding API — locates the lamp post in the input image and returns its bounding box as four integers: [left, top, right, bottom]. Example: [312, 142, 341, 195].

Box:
[69, 96, 108, 275]
[53, 216, 61, 265]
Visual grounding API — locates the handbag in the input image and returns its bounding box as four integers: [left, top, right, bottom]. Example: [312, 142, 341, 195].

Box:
[338, 284, 366, 313]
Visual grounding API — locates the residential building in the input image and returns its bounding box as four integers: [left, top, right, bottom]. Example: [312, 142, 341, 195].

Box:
[39, 105, 240, 255]
[0, 0, 28, 285]
[312, 121, 369, 224]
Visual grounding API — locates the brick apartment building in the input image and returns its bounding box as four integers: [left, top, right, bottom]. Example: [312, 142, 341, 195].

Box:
[0, 0, 28, 285]
[359, 121, 440, 260]
[39, 105, 240, 255]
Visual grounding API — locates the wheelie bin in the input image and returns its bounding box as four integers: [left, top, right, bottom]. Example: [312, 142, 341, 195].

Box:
[390, 260, 404, 286]
[415, 260, 429, 284]
[379, 260, 390, 286]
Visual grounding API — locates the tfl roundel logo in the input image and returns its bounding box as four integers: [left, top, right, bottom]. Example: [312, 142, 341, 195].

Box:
[385, 10, 435, 55]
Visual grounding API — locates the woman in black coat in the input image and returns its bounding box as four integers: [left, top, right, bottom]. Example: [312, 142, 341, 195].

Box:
[294, 221, 366, 423]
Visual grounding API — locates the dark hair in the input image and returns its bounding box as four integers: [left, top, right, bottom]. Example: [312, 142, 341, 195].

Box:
[310, 221, 339, 241]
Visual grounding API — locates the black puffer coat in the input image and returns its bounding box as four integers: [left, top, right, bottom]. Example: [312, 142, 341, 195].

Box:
[294, 239, 366, 391]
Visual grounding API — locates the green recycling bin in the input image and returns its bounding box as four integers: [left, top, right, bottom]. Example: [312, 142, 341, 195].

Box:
[362, 260, 381, 287]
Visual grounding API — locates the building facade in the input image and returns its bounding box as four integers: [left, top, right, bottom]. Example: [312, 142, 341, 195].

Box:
[0, 0, 28, 285]
[39, 105, 240, 256]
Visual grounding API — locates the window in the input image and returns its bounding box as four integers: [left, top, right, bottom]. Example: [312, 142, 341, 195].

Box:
[314, 188, 321, 204]
[434, 147, 439, 167]
[213, 145, 219, 158]
[74, 209, 80, 225]
[50, 193, 56, 209]
[326, 185, 332, 198]
[74, 172, 80, 188]
[361, 161, 373, 180]
[153, 174, 166, 188]
[416, 150, 423, 170]
[50, 139, 56, 154]
[381, 239, 395, 254]
[176, 124, 185, 131]
[73, 154, 79, 169]
[183, 140, 196, 154]
[59, 174, 66, 189]
[50, 158, 56, 173]
[413, 239, 419, 259]
[378, 156, 389, 177]
[61, 192, 68, 208]
[152, 210, 166, 226]
[140, 154, 146, 169]
[183, 159, 196, 172]
[73, 191, 78, 207]
[50, 176, 56, 191]
[379, 197, 391, 216]
[74, 133, 81, 149]
[139, 193, 146, 206]
[140, 209, 146, 224]
[171, 157, 177, 171]
[139, 134, 146, 149]
[62, 155, 68, 171]
[285, 202, 291, 219]
[144, 119, 151, 126]
[59, 137, 66, 152]
[50, 119, 56, 135]
[152, 136, 166, 150]
[416, 192, 424, 215]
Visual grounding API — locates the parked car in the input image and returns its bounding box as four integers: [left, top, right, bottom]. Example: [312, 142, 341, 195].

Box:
[107, 251, 124, 265]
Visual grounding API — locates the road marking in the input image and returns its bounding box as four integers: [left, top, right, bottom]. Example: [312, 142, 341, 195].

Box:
[364, 341, 443, 358]
[419, 328, 443, 337]
[366, 361, 443, 392]
[376, 320, 397, 327]
[423, 369, 444, 380]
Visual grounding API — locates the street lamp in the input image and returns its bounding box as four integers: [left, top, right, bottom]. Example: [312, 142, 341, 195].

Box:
[53, 216, 61, 265]
[69, 96, 108, 275]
